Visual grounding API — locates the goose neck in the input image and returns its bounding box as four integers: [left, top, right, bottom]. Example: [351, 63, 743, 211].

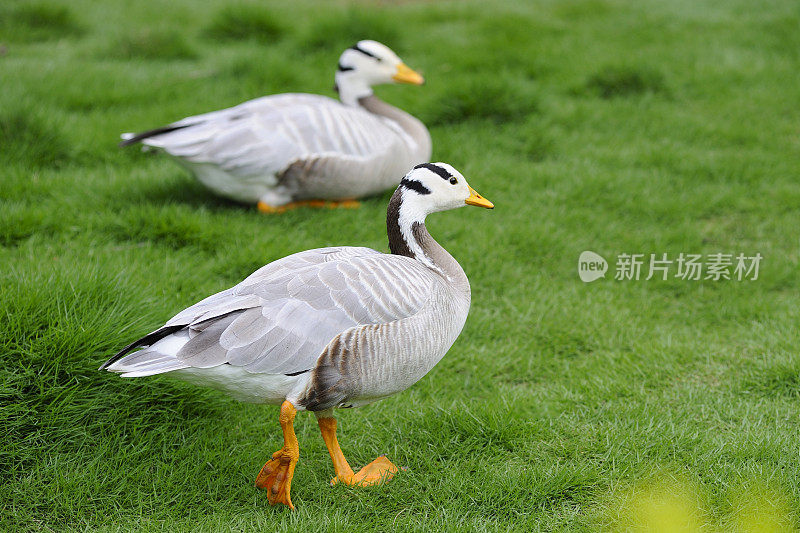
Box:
[335, 73, 372, 107]
[357, 95, 431, 160]
[386, 190, 466, 285]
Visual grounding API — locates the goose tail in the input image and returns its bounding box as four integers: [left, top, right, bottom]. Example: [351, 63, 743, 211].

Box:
[119, 123, 192, 147]
[99, 325, 190, 377]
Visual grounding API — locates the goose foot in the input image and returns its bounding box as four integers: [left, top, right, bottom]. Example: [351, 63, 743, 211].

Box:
[257, 199, 360, 214]
[331, 455, 399, 486]
[255, 447, 298, 508]
[255, 401, 299, 509]
[325, 199, 361, 209]
[317, 416, 399, 488]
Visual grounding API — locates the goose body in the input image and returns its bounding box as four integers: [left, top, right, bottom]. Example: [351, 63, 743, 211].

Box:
[108, 244, 467, 410]
[101, 162, 493, 508]
[121, 41, 431, 209]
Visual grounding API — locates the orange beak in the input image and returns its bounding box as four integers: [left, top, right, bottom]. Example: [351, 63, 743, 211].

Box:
[465, 186, 494, 209]
[392, 63, 425, 85]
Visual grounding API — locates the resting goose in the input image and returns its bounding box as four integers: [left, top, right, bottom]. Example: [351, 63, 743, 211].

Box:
[100, 162, 493, 509]
[120, 40, 431, 212]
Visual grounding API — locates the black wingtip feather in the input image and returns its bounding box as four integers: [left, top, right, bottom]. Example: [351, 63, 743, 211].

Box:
[99, 325, 184, 370]
[118, 123, 193, 147]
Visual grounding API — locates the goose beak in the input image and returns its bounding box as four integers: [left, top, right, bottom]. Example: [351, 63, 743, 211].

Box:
[465, 187, 494, 209]
[392, 63, 425, 85]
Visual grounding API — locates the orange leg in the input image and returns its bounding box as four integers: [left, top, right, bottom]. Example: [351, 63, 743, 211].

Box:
[257, 199, 361, 214]
[255, 401, 299, 509]
[317, 417, 398, 486]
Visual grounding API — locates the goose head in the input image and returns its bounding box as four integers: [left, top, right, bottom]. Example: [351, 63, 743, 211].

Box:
[335, 40, 424, 106]
[387, 163, 493, 262]
[395, 163, 494, 216]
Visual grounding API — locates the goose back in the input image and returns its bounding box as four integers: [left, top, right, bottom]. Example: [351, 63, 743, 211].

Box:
[138, 94, 429, 203]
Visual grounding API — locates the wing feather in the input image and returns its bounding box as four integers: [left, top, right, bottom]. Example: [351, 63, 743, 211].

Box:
[104, 247, 435, 377]
[219, 308, 269, 350]
[177, 313, 238, 367]
[139, 94, 401, 178]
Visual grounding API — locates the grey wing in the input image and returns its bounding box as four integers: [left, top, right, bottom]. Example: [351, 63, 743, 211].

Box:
[137, 94, 402, 178]
[105, 247, 435, 376]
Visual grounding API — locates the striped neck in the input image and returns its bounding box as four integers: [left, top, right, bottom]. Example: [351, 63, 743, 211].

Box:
[386, 188, 467, 285]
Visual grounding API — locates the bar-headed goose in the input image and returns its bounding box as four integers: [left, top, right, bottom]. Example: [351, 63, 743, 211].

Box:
[100, 162, 493, 509]
[120, 40, 431, 212]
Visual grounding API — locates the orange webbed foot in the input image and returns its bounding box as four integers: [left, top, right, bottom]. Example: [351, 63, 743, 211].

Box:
[257, 201, 288, 214]
[256, 447, 298, 509]
[327, 199, 360, 210]
[332, 455, 399, 486]
[257, 199, 360, 214]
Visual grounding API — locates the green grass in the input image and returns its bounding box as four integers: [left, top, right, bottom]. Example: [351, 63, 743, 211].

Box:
[105, 28, 198, 61]
[300, 8, 402, 52]
[0, 108, 75, 168]
[2, 0, 800, 530]
[583, 65, 668, 99]
[204, 4, 286, 44]
[0, 2, 84, 43]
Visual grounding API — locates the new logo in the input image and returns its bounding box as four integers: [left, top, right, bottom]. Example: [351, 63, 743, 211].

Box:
[578, 251, 608, 282]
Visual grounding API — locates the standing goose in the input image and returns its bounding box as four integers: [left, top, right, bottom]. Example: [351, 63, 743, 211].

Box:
[100, 162, 493, 509]
[120, 40, 431, 212]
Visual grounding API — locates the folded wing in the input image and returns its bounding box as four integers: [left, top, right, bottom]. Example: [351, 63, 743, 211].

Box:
[102, 247, 434, 377]
[137, 94, 403, 179]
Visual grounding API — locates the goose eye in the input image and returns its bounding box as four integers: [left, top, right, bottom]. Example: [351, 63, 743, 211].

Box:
[449, 177, 457, 185]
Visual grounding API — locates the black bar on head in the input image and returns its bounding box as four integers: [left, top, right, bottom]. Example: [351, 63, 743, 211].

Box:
[413, 163, 452, 180]
[401, 178, 432, 195]
[350, 43, 380, 60]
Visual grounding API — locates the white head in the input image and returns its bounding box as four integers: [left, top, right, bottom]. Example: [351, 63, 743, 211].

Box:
[387, 162, 493, 268]
[335, 40, 424, 106]
[397, 163, 494, 218]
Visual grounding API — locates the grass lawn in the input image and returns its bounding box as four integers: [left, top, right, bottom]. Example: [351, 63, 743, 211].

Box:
[2, 0, 800, 530]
